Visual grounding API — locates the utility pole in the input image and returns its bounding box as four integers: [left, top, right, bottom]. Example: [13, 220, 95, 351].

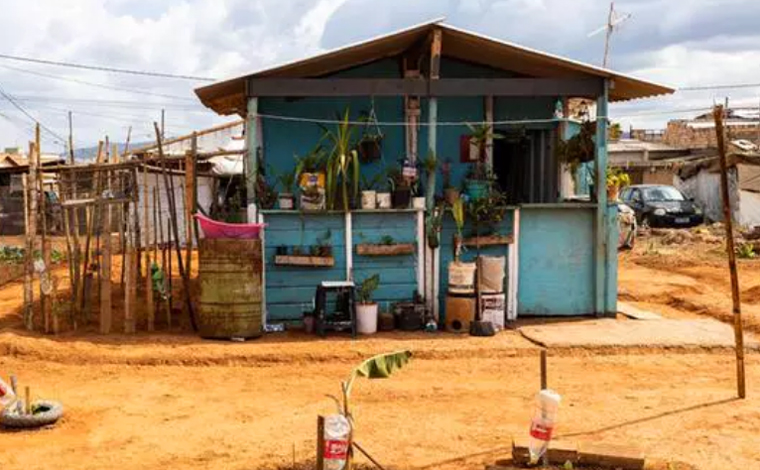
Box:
[588, 2, 631, 68]
[713, 105, 746, 399]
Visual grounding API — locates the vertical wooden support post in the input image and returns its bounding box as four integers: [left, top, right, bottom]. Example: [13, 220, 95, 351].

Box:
[22, 170, 35, 331]
[124, 240, 137, 334]
[81, 142, 104, 318]
[143, 166, 154, 331]
[345, 212, 353, 281]
[184, 133, 197, 283]
[540, 350, 547, 390]
[316, 415, 325, 470]
[35, 126, 53, 334]
[713, 105, 746, 399]
[507, 208, 520, 321]
[594, 80, 609, 317]
[245, 96, 259, 223]
[100, 185, 112, 334]
[485, 95, 494, 172]
[67, 112, 81, 313]
[425, 28, 442, 212]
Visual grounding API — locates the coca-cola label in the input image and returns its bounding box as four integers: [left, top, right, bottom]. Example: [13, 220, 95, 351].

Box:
[529, 419, 553, 441]
[324, 439, 349, 459]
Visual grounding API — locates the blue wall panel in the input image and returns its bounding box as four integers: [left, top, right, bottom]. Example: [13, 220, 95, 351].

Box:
[517, 207, 595, 315]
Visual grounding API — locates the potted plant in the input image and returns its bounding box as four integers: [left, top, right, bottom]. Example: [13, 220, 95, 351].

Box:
[357, 134, 383, 163]
[441, 158, 459, 205]
[255, 173, 278, 210]
[322, 108, 360, 212]
[606, 168, 631, 201]
[387, 167, 412, 209]
[557, 120, 596, 198]
[360, 173, 384, 210]
[356, 274, 380, 334]
[317, 229, 333, 257]
[274, 167, 296, 210]
[464, 123, 503, 200]
[467, 188, 509, 236]
[295, 145, 327, 210]
[452, 198, 465, 261]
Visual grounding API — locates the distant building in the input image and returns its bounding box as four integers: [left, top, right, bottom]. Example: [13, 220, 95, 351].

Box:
[663, 108, 760, 149]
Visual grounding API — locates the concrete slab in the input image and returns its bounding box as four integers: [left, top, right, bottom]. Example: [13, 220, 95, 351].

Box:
[618, 301, 663, 320]
[518, 318, 759, 349]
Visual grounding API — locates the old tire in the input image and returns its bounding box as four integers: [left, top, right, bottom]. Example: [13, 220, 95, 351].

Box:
[0, 400, 63, 429]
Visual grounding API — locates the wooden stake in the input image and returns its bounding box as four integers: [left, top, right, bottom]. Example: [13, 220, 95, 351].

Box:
[154, 122, 197, 331]
[184, 135, 197, 293]
[25, 386, 30, 415]
[36, 126, 52, 334]
[316, 415, 325, 470]
[80, 141, 104, 317]
[713, 105, 746, 399]
[67, 113, 81, 327]
[540, 350, 548, 390]
[144, 165, 154, 331]
[124, 237, 137, 334]
[100, 168, 112, 335]
[22, 172, 34, 331]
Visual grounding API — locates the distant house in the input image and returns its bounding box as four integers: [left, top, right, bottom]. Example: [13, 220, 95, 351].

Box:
[664, 108, 760, 149]
[608, 138, 692, 186]
[676, 141, 760, 226]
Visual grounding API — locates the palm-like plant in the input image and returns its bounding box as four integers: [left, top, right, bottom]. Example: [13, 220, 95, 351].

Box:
[321, 108, 360, 211]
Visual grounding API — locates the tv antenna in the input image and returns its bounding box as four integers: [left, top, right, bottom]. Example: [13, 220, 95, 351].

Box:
[587, 2, 632, 68]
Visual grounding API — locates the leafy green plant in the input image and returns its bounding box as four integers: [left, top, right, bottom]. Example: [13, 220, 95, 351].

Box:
[606, 167, 631, 189]
[557, 120, 596, 174]
[294, 145, 327, 176]
[452, 199, 466, 238]
[379, 235, 395, 245]
[274, 167, 296, 194]
[468, 189, 509, 235]
[357, 274, 380, 304]
[0, 246, 25, 265]
[360, 172, 385, 192]
[466, 122, 504, 146]
[386, 166, 407, 191]
[321, 108, 360, 211]
[737, 243, 756, 259]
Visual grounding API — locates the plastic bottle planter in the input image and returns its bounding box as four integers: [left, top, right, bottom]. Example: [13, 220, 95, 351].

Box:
[361, 190, 377, 209]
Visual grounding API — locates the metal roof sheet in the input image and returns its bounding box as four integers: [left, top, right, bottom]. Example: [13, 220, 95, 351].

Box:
[196, 20, 674, 115]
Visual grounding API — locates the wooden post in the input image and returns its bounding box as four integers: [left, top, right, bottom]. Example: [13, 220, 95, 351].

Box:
[67, 113, 81, 326]
[184, 134, 197, 287]
[316, 415, 325, 470]
[22, 172, 34, 331]
[35, 125, 53, 334]
[713, 105, 746, 399]
[81, 142, 104, 317]
[100, 171, 112, 335]
[124, 235, 137, 334]
[143, 165, 154, 331]
[154, 122, 197, 331]
[425, 28, 442, 212]
[540, 350, 547, 390]
[245, 97, 259, 223]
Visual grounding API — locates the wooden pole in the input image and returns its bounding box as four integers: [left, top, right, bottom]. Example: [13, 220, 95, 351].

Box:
[540, 350, 547, 390]
[184, 134, 197, 289]
[316, 415, 325, 470]
[124, 222, 137, 334]
[81, 141, 104, 317]
[713, 105, 746, 399]
[67, 112, 81, 327]
[154, 122, 197, 331]
[99, 158, 112, 334]
[143, 165, 154, 331]
[22, 172, 34, 331]
[35, 125, 53, 334]
[132, 166, 143, 283]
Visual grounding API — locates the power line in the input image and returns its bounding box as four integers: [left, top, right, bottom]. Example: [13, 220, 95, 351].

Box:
[0, 82, 66, 145]
[0, 63, 198, 101]
[678, 83, 760, 92]
[0, 52, 216, 82]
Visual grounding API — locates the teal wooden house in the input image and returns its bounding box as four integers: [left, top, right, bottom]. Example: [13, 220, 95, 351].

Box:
[195, 20, 673, 325]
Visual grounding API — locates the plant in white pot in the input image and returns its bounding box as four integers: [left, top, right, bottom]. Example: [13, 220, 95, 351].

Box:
[360, 173, 384, 210]
[274, 167, 296, 210]
[356, 274, 380, 334]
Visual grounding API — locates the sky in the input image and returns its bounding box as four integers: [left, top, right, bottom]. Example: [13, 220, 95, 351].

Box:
[1, 0, 759, 154]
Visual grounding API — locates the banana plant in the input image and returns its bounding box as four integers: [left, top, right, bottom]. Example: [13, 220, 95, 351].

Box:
[321, 108, 360, 211]
[326, 350, 412, 470]
[452, 198, 466, 261]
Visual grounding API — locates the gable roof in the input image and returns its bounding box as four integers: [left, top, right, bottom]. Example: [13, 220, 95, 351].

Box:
[196, 19, 674, 115]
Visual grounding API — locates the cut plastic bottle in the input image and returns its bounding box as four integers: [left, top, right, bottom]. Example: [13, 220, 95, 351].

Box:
[528, 389, 561, 464]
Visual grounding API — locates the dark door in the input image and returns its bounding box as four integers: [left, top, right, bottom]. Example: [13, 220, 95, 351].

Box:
[492, 129, 556, 205]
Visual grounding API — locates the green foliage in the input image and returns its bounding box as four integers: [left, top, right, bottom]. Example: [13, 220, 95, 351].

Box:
[270, 165, 296, 194]
[452, 198, 466, 237]
[379, 235, 395, 245]
[317, 229, 332, 247]
[737, 243, 756, 259]
[557, 120, 597, 171]
[467, 189, 509, 234]
[0, 246, 25, 264]
[609, 122, 623, 141]
[357, 274, 380, 304]
[321, 108, 360, 211]
[421, 151, 438, 175]
[466, 122, 504, 145]
[386, 166, 407, 191]
[294, 145, 327, 176]
[563, 460, 574, 470]
[360, 172, 385, 191]
[353, 350, 412, 380]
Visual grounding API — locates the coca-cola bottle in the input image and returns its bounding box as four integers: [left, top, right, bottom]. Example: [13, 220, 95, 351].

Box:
[323, 414, 351, 470]
[528, 389, 561, 463]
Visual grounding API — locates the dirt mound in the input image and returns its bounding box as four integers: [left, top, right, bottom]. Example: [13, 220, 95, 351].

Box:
[743, 285, 760, 304]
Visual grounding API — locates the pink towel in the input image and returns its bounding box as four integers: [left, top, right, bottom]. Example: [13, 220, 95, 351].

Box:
[194, 213, 265, 240]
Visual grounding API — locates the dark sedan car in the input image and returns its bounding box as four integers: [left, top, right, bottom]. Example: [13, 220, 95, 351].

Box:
[619, 184, 704, 228]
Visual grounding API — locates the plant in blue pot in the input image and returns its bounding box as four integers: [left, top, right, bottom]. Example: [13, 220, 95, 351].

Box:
[464, 123, 503, 200]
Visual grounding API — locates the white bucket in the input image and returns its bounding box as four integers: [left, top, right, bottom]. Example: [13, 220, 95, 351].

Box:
[278, 194, 294, 210]
[376, 193, 392, 209]
[448, 261, 476, 294]
[479, 256, 506, 293]
[412, 197, 426, 210]
[361, 191, 377, 209]
[356, 303, 378, 334]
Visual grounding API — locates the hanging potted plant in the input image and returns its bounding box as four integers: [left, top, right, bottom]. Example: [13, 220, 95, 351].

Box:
[441, 158, 459, 205]
[356, 274, 380, 334]
[357, 108, 384, 163]
[322, 108, 360, 212]
[464, 123, 503, 200]
[557, 120, 596, 198]
[295, 145, 327, 210]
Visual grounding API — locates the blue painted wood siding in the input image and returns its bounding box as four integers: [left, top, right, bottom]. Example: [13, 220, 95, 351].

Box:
[264, 211, 420, 321]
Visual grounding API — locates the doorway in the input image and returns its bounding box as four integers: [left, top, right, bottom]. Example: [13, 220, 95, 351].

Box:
[492, 129, 557, 204]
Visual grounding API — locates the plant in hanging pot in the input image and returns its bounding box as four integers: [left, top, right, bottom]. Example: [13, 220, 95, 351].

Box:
[295, 145, 328, 210]
[557, 120, 597, 198]
[357, 134, 383, 163]
[464, 123, 503, 200]
[356, 274, 380, 334]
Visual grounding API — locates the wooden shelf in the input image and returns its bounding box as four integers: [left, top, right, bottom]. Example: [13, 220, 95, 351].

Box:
[274, 255, 335, 267]
[462, 234, 514, 247]
[356, 243, 415, 256]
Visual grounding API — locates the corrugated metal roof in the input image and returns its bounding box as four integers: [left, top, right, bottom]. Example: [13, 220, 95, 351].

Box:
[195, 20, 674, 115]
[609, 139, 688, 153]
